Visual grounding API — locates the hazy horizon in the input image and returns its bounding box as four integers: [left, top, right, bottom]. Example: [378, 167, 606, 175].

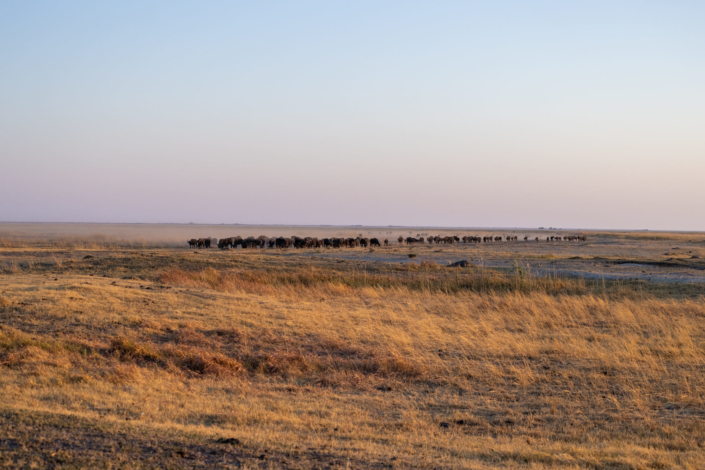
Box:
[2, 221, 702, 234]
[2, 1, 704, 230]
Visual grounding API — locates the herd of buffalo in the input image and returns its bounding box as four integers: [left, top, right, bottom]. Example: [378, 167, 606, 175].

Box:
[187, 234, 587, 249]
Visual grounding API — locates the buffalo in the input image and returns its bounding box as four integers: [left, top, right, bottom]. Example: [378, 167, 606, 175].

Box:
[192, 231, 569, 251]
[195, 238, 210, 248]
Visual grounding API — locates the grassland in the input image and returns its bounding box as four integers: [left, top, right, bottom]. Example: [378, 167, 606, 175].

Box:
[1, 226, 704, 468]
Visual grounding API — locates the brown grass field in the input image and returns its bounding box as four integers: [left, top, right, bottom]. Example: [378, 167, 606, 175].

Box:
[1, 224, 705, 469]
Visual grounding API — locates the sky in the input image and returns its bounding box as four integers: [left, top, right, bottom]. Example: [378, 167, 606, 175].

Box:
[1, 1, 704, 230]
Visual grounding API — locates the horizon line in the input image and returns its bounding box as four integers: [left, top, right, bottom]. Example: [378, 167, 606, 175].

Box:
[1, 221, 702, 233]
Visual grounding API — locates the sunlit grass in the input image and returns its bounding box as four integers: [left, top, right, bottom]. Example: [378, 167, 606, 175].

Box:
[1, 236, 704, 468]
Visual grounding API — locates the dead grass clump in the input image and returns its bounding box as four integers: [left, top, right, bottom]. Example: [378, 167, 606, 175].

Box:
[158, 268, 238, 291]
[208, 327, 243, 341]
[241, 350, 424, 384]
[2, 262, 22, 274]
[103, 363, 142, 384]
[0, 328, 97, 372]
[0, 331, 74, 371]
[0, 296, 10, 307]
[419, 260, 440, 270]
[109, 337, 161, 364]
[107, 337, 243, 378]
[399, 261, 419, 271]
[180, 352, 242, 377]
[0, 327, 29, 350]
[61, 340, 96, 356]
[248, 352, 311, 376]
[163, 327, 211, 347]
[1, 351, 26, 369]
[357, 355, 423, 378]
[214, 331, 426, 384]
[11, 346, 73, 371]
[157, 269, 204, 288]
[160, 344, 243, 377]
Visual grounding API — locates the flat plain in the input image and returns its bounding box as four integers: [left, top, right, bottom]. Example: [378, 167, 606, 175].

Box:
[1, 223, 704, 469]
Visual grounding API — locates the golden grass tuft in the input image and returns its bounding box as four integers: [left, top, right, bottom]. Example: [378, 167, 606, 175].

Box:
[109, 337, 161, 363]
[161, 344, 243, 377]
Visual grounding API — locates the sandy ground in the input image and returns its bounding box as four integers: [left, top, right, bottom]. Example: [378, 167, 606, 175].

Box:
[300, 237, 705, 284]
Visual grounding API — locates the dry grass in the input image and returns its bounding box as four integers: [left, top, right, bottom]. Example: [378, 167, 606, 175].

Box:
[1, 238, 704, 468]
[592, 231, 705, 243]
[0, 234, 151, 250]
[156, 264, 598, 297]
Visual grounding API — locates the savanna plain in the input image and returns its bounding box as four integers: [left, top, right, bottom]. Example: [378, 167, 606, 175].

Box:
[1, 223, 705, 469]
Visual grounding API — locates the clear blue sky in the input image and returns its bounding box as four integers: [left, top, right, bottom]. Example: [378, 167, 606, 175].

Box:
[1, 1, 704, 229]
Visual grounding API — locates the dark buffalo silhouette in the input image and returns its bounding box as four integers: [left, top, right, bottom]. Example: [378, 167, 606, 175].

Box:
[242, 237, 259, 248]
[449, 260, 472, 267]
